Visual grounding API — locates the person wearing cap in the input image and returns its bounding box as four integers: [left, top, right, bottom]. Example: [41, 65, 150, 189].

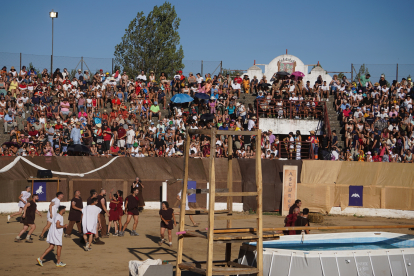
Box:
[149, 101, 161, 121]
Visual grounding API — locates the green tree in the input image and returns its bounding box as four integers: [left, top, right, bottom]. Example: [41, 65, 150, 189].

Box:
[337, 73, 345, 80]
[114, 2, 184, 79]
[353, 64, 370, 83]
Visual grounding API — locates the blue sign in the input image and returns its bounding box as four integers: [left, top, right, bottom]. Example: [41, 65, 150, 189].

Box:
[187, 181, 196, 203]
[349, 186, 363, 207]
[33, 181, 47, 201]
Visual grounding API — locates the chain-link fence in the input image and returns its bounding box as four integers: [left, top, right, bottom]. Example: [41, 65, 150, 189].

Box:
[351, 64, 414, 83]
[0, 52, 113, 75]
[180, 60, 222, 77]
[0, 52, 222, 79]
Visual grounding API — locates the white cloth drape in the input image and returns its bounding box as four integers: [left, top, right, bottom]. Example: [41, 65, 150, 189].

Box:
[0, 156, 119, 177]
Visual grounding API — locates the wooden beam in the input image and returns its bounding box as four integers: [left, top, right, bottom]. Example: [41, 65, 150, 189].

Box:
[176, 129, 191, 276]
[206, 128, 217, 276]
[184, 210, 229, 215]
[187, 188, 228, 195]
[255, 130, 263, 276]
[216, 130, 258, 136]
[188, 129, 212, 135]
[216, 192, 258, 197]
[215, 214, 258, 220]
[68, 180, 73, 198]
[225, 135, 233, 263]
[212, 224, 414, 234]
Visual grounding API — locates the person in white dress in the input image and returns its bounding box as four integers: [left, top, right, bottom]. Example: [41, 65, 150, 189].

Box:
[8, 186, 31, 222]
[82, 197, 102, 251]
[37, 206, 67, 267]
[39, 192, 64, 240]
[177, 190, 198, 227]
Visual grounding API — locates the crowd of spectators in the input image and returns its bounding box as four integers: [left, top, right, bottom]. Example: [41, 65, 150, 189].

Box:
[0, 63, 412, 163]
[0, 65, 265, 158]
[331, 73, 414, 162]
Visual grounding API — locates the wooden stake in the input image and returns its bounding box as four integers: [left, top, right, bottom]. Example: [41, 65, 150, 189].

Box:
[176, 129, 191, 276]
[225, 135, 233, 262]
[206, 128, 217, 276]
[255, 129, 263, 276]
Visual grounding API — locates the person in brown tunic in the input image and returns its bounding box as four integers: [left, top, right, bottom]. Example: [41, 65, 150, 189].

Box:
[119, 188, 139, 237]
[87, 189, 97, 205]
[96, 189, 109, 238]
[158, 201, 176, 247]
[131, 177, 145, 211]
[15, 194, 41, 243]
[64, 190, 83, 238]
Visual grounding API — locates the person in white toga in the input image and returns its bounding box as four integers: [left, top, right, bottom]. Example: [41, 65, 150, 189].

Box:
[37, 205, 68, 267]
[39, 192, 64, 240]
[82, 197, 102, 251]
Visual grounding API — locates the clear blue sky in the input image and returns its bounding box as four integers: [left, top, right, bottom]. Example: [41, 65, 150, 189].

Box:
[1, 0, 414, 75]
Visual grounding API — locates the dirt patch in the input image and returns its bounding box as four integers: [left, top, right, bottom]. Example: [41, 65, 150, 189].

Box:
[0, 211, 413, 275]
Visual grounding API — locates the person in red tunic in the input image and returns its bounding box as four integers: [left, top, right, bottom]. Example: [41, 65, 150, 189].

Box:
[284, 207, 300, 235]
[119, 188, 139, 237]
[158, 201, 176, 247]
[107, 194, 120, 236]
[116, 190, 124, 230]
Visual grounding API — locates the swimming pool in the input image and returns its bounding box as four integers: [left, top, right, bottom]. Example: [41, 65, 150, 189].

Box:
[238, 232, 414, 276]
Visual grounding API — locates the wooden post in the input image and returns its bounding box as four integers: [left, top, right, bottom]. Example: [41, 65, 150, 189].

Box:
[255, 129, 263, 276]
[69, 180, 73, 198]
[57, 178, 60, 193]
[31, 179, 34, 193]
[123, 181, 128, 198]
[225, 135, 233, 262]
[206, 128, 217, 276]
[176, 129, 191, 276]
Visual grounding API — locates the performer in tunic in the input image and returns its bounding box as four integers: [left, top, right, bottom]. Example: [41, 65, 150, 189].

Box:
[37, 206, 67, 267]
[85, 189, 104, 244]
[119, 188, 139, 237]
[131, 177, 145, 211]
[39, 192, 64, 241]
[64, 190, 83, 238]
[96, 189, 109, 238]
[284, 207, 299, 235]
[107, 194, 119, 236]
[87, 189, 97, 205]
[158, 201, 176, 247]
[8, 186, 31, 222]
[177, 190, 198, 227]
[15, 194, 41, 243]
[82, 197, 102, 251]
[117, 190, 124, 229]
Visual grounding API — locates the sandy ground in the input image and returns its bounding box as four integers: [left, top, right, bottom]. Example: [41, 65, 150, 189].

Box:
[0, 210, 413, 276]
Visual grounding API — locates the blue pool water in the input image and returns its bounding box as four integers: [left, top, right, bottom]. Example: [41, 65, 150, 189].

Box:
[254, 236, 414, 251]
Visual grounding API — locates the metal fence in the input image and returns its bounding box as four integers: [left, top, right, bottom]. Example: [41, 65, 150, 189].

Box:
[0, 52, 222, 78]
[351, 64, 414, 83]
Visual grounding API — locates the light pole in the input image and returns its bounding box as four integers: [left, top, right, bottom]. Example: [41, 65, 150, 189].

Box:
[49, 9, 58, 74]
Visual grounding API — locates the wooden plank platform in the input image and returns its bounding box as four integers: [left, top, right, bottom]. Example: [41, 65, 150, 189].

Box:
[179, 230, 282, 243]
[216, 192, 258, 197]
[178, 261, 259, 275]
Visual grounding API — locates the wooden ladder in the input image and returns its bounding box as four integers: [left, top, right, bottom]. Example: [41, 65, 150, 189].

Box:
[176, 128, 264, 276]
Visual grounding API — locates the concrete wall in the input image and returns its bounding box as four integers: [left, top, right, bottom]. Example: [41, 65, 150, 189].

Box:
[303, 66, 333, 86]
[259, 118, 324, 135]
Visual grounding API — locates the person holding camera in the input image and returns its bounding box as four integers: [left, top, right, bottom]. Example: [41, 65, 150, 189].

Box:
[131, 177, 145, 211]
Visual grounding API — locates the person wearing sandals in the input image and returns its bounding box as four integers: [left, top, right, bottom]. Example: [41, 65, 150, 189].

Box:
[37, 206, 67, 267]
[15, 194, 41, 243]
[119, 188, 140, 237]
[81, 197, 102, 251]
[8, 186, 32, 222]
[39, 192, 64, 241]
[158, 201, 176, 247]
[107, 194, 120, 236]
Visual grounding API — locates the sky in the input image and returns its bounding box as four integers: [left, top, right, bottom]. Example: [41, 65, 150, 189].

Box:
[1, 0, 414, 77]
